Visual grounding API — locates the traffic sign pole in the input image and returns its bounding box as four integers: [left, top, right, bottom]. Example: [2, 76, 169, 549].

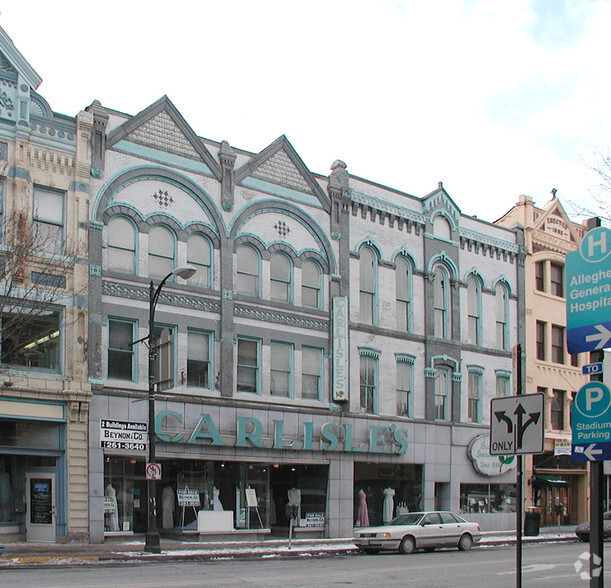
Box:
[591, 349, 605, 588]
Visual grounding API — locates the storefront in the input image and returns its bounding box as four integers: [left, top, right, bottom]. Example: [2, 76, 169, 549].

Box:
[0, 398, 67, 542]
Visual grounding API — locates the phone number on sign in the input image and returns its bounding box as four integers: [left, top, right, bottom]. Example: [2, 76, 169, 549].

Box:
[101, 441, 147, 451]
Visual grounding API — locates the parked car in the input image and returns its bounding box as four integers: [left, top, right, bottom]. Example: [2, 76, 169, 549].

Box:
[575, 512, 611, 542]
[354, 511, 481, 554]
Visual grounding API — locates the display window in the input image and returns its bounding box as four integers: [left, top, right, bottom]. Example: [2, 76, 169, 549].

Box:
[460, 483, 516, 514]
[103, 457, 329, 534]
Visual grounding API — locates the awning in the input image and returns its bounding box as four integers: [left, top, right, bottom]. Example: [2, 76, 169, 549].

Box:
[532, 474, 568, 487]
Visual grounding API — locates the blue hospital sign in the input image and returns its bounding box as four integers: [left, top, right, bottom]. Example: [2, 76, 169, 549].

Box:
[566, 226, 611, 355]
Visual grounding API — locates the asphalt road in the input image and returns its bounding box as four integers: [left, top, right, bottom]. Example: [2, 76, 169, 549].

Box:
[1, 541, 606, 587]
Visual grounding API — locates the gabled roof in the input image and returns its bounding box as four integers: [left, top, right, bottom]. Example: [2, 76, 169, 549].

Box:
[0, 25, 41, 89]
[235, 135, 330, 212]
[422, 182, 461, 226]
[106, 96, 222, 180]
[533, 196, 582, 243]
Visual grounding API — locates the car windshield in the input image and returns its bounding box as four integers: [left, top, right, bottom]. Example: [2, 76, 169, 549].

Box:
[388, 513, 425, 526]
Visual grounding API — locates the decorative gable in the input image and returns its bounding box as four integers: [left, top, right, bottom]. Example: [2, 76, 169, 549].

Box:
[422, 182, 461, 227]
[235, 135, 330, 212]
[128, 110, 200, 159]
[533, 198, 582, 245]
[106, 96, 222, 180]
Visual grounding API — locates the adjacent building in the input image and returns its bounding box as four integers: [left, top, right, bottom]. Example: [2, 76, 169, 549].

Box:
[495, 194, 589, 526]
[0, 27, 91, 542]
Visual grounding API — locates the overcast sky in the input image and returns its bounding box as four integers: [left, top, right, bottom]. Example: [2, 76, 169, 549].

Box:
[3, 1, 609, 223]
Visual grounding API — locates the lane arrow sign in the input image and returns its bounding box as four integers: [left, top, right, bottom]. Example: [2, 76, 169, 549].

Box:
[574, 444, 604, 461]
[585, 324, 611, 350]
[494, 410, 513, 433]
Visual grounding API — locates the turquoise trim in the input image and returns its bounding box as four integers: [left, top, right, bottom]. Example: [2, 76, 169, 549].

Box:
[8, 166, 31, 180]
[0, 397, 66, 422]
[241, 177, 323, 208]
[114, 141, 214, 177]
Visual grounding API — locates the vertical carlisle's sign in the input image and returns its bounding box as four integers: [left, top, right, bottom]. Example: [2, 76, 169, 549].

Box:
[332, 297, 348, 402]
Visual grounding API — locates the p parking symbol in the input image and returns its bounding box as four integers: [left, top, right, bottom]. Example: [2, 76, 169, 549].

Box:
[575, 382, 611, 419]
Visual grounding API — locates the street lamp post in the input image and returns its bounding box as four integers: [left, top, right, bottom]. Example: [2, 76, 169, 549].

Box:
[144, 265, 196, 554]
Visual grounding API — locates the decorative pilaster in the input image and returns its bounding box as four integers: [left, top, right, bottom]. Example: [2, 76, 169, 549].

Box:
[219, 140, 236, 211]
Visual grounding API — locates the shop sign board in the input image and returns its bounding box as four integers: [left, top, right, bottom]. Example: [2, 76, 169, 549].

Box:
[571, 381, 611, 461]
[565, 226, 611, 354]
[468, 434, 516, 476]
[245, 488, 258, 507]
[177, 488, 200, 507]
[100, 419, 148, 452]
[332, 297, 348, 402]
[489, 393, 544, 455]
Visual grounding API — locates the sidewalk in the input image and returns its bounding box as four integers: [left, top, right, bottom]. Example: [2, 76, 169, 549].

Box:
[0, 526, 579, 567]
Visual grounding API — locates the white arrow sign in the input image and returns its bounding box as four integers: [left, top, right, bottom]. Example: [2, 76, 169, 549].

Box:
[575, 444, 604, 460]
[586, 324, 611, 350]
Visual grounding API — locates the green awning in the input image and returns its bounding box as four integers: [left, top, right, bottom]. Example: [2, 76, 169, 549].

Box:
[532, 474, 568, 487]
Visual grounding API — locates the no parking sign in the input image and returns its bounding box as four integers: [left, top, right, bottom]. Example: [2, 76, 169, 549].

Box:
[145, 462, 162, 480]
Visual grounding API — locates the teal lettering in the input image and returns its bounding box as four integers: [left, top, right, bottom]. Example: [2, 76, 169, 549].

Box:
[274, 420, 294, 449]
[303, 422, 313, 450]
[236, 417, 264, 448]
[187, 413, 224, 445]
[320, 423, 339, 450]
[369, 426, 387, 453]
[344, 424, 365, 452]
[156, 410, 184, 443]
[391, 425, 409, 454]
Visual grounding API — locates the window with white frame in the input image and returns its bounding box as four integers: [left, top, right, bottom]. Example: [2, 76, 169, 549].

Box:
[468, 367, 483, 423]
[270, 252, 292, 303]
[359, 350, 379, 413]
[395, 256, 412, 332]
[551, 324, 565, 364]
[495, 282, 509, 350]
[359, 247, 377, 325]
[301, 260, 321, 309]
[302, 346, 322, 400]
[434, 367, 451, 420]
[108, 216, 136, 274]
[396, 355, 414, 417]
[108, 318, 135, 380]
[33, 187, 64, 254]
[187, 330, 210, 388]
[270, 341, 292, 397]
[550, 262, 564, 297]
[187, 234, 211, 287]
[551, 389, 565, 430]
[466, 274, 481, 345]
[148, 225, 175, 279]
[237, 337, 259, 394]
[496, 371, 511, 396]
[433, 266, 451, 339]
[1, 308, 61, 372]
[236, 245, 259, 297]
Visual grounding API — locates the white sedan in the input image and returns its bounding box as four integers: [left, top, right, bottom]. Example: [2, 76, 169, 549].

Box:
[354, 511, 481, 554]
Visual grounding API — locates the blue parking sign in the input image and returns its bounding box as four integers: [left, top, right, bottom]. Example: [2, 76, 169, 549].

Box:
[572, 382, 611, 461]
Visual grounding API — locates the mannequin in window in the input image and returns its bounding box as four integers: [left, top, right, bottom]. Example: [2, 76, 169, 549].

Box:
[105, 484, 120, 532]
[383, 487, 395, 523]
[358, 488, 370, 527]
[162, 486, 175, 528]
[212, 487, 224, 511]
[286, 487, 301, 524]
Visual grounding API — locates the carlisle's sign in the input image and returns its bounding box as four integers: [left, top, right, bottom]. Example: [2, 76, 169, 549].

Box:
[155, 411, 409, 455]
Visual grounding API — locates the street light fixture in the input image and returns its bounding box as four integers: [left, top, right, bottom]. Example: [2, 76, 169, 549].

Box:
[144, 265, 196, 554]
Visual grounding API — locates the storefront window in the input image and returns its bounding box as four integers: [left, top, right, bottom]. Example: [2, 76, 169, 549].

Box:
[460, 483, 516, 514]
[354, 463, 422, 527]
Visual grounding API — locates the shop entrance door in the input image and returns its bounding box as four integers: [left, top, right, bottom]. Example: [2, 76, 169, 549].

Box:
[25, 473, 56, 542]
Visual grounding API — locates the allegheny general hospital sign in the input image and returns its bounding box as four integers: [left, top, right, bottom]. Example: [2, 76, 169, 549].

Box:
[152, 411, 409, 455]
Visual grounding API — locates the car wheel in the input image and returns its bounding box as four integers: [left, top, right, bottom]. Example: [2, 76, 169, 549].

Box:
[458, 533, 473, 551]
[399, 536, 416, 554]
[361, 548, 380, 555]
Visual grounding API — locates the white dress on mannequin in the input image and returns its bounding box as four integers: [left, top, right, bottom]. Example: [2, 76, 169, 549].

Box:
[383, 487, 395, 523]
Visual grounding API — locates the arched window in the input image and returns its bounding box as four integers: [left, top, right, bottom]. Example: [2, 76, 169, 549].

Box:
[270, 252, 292, 303]
[302, 260, 322, 309]
[433, 215, 451, 240]
[434, 366, 451, 421]
[433, 266, 451, 338]
[495, 282, 509, 350]
[466, 274, 481, 345]
[187, 234, 212, 287]
[108, 216, 136, 274]
[359, 247, 377, 325]
[236, 245, 260, 296]
[148, 225, 175, 279]
[395, 256, 412, 332]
